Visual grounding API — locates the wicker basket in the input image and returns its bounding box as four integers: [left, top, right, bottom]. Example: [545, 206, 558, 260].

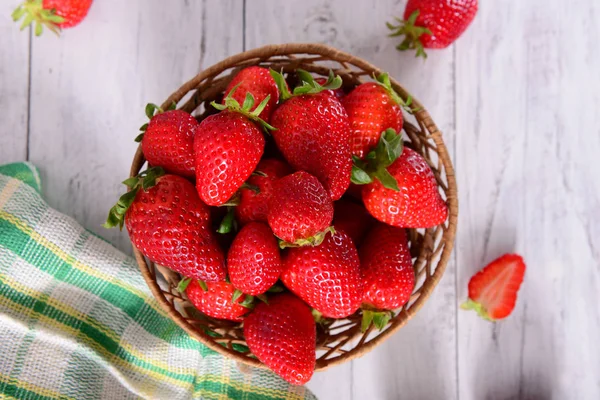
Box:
[129, 43, 458, 372]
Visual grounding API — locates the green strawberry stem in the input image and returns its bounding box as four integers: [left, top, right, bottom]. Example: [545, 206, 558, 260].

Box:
[386, 10, 433, 59]
[211, 84, 276, 133]
[361, 309, 393, 332]
[461, 299, 494, 321]
[103, 167, 165, 230]
[375, 72, 418, 113]
[278, 226, 336, 249]
[217, 207, 237, 234]
[177, 277, 192, 293]
[135, 102, 177, 142]
[350, 128, 403, 191]
[269, 69, 343, 102]
[232, 288, 244, 303]
[12, 0, 65, 37]
[239, 295, 255, 309]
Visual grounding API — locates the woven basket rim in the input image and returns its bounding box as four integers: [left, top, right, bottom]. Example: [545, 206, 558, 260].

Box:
[129, 43, 458, 371]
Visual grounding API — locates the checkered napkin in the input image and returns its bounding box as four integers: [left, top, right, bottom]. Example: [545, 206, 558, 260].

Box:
[0, 162, 316, 400]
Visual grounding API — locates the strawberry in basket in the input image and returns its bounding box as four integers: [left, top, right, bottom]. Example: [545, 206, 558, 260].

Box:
[222, 66, 281, 121]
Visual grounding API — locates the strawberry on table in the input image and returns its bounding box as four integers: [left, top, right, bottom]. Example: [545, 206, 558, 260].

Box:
[270, 69, 352, 200]
[268, 171, 334, 247]
[281, 230, 363, 318]
[388, 0, 478, 57]
[227, 222, 283, 296]
[13, 0, 93, 35]
[104, 168, 226, 282]
[223, 66, 281, 121]
[244, 293, 316, 385]
[353, 128, 448, 228]
[332, 199, 375, 247]
[236, 159, 293, 225]
[462, 254, 526, 321]
[185, 280, 251, 322]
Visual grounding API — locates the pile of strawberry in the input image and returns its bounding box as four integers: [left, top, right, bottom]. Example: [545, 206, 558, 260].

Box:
[106, 66, 449, 385]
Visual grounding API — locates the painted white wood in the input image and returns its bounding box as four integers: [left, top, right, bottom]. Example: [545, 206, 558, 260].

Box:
[456, 0, 600, 399]
[0, 1, 29, 163]
[245, 1, 457, 399]
[27, 0, 244, 252]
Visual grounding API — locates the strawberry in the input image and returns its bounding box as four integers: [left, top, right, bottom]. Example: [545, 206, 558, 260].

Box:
[185, 280, 251, 322]
[138, 106, 197, 178]
[315, 77, 345, 100]
[388, 0, 478, 57]
[235, 159, 293, 225]
[462, 254, 526, 321]
[268, 171, 334, 247]
[270, 70, 352, 200]
[352, 129, 448, 228]
[195, 88, 275, 206]
[342, 73, 406, 159]
[104, 168, 226, 282]
[281, 230, 363, 318]
[332, 199, 375, 247]
[13, 0, 93, 35]
[227, 222, 283, 296]
[244, 293, 316, 385]
[223, 66, 281, 121]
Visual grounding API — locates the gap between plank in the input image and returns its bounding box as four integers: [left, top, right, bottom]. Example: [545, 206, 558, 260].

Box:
[25, 26, 32, 161]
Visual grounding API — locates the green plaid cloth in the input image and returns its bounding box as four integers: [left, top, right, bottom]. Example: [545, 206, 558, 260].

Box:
[0, 162, 316, 400]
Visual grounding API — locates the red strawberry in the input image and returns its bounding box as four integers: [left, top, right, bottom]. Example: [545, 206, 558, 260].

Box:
[333, 199, 375, 247]
[227, 222, 282, 296]
[140, 108, 197, 178]
[360, 223, 415, 310]
[223, 66, 280, 121]
[104, 169, 226, 282]
[281, 230, 363, 318]
[342, 74, 405, 158]
[270, 70, 352, 200]
[244, 293, 316, 385]
[352, 129, 448, 228]
[462, 254, 526, 320]
[13, 0, 93, 35]
[388, 0, 478, 57]
[315, 77, 345, 100]
[268, 171, 334, 247]
[235, 159, 293, 225]
[186, 280, 250, 322]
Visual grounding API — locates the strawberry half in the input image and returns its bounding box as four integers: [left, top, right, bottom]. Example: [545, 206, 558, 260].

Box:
[104, 168, 226, 282]
[462, 254, 526, 321]
[244, 293, 316, 385]
[223, 66, 280, 121]
[185, 280, 251, 322]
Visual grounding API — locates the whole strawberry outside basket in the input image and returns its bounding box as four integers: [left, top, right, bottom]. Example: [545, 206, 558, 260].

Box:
[129, 43, 458, 372]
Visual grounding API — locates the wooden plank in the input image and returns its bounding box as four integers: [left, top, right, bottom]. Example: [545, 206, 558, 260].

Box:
[245, 1, 457, 398]
[27, 0, 244, 252]
[456, 0, 600, 398]
[0, 2, 29, 163]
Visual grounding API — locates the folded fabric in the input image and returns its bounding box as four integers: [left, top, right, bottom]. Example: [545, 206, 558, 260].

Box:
[0, 162, 316, 400]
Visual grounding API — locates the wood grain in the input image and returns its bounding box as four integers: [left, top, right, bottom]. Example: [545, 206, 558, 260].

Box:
[245, 1, 457, 399]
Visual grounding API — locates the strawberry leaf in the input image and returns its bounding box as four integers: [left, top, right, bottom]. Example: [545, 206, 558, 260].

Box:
[351, 165, 373, 185]
[217, 207, 236, 234]
[239, 295, 255, 309]
[267, 284, 285, 293]
[252, 170, 268, 177]
[256, 294, 269, 304]
[13, 0, 64, 37]
[386, 10, 431, 59]
[177, 277, 192, 293]
[373, 168, 400, 191]
[372, 311, 392, 330]
[269, 69, 293, 101]
[198, 280, 208, 292]
[293, 69, 342, 95]
[279, 226, 336, 249]
[232, 288, 244, 303]
[361, 310, 375, 333]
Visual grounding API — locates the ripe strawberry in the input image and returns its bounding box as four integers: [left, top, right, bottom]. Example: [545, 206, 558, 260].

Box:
[388, 0, 478, 57]
[268, 171, 334, 247]
[462, 254, 526, 320]
[235, 159, 292, 225]
[186, 280, 250, 322]
[352, 129, 448, 228]
[281, 230, 363, 318]
[227, 222, 282, 296]
[360, 223, 415, 310]
[244, 293, 316, 385]
[223, 66, 280, 121]
[270, 70, 352, 200]
[315, 77, 345, 100]
[13, 0, 93, 35]
[104, 168, 226, 282]
[342, 73, 406, 158]
[332, 199, 375, 247]
[139, 108, 197, 178]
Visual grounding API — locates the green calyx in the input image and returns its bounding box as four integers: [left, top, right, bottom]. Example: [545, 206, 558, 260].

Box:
[387, 10, 432, 59]
[375, 72, 418, 114]
[351, 128, 403, 191]
[211, 84, 276, 133]
[278, 226, 336, 249]
[361, 309, 394, 332]
[135, 102, 177, 142]
[269, 69, 343, 102]
[461, 299, 494, 322]
[103, 167, 165, 230]
[177, 277, 192, 293]
[12, 0, 64, 37]
[217, 207, 237, 234]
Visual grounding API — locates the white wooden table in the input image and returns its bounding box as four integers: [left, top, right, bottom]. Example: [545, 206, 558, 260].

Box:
[1, 1, 599, 399]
